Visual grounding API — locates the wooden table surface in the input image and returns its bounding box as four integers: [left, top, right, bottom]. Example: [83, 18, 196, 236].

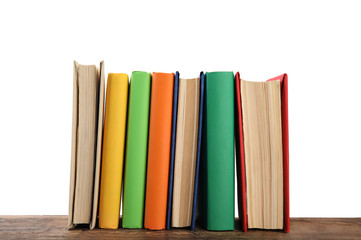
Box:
[0, 216, 360, 239]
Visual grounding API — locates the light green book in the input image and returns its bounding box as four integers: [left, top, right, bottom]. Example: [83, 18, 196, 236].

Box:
[122, 71, 151, 228]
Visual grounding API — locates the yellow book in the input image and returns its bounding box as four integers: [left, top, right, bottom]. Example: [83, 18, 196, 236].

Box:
[98, 73, 129, 229]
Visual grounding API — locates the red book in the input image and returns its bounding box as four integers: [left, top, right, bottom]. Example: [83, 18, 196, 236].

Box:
[235, 73, 289, 232]
[234, 73, 247, 232]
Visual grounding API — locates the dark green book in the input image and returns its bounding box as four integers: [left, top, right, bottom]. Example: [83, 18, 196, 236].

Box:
[199, 72, 235, 230]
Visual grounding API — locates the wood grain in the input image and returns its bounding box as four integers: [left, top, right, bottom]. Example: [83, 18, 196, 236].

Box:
[0, 216, 360, 239]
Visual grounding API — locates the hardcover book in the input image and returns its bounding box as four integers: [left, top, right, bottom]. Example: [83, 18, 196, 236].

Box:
[190, 72, 205, 231]
[98, 73, 129, 229]
[171, 74, 200, 228]
[199, 72, 235, 231]
[144, 72, 174, 230]
[166, 71, 179, 230]
[122, 71, 151, 228]
[68, 61, 105, 230]
[235, 73, 289, 232]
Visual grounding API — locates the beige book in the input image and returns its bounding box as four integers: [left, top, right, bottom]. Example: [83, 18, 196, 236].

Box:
[68, 61, 105, 229]
[241, 79, 283, 229]
[172, 77, 200, 227]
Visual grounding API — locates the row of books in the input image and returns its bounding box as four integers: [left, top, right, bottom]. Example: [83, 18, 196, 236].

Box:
[68, 61, 289, 232]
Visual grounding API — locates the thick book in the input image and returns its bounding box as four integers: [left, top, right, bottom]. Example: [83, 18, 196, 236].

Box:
[171, 74, 200, 228]
[235, 73, 289, 232]
[144, 72, 174, 230]
[98, 73, 129, 229]
[166, 71, 179, 230]
[122, 71, 151, 228]
[68, 61, 105, 229]
[199, 72, 235, 231]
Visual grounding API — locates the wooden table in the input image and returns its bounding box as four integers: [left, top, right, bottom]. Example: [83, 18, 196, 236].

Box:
[0, 216, 360, 239]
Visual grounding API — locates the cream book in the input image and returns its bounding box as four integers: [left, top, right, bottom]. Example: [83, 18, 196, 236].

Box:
[68, 61, 105, 229]
[172, 77, 200, 227]
[241, 79, 283, 229]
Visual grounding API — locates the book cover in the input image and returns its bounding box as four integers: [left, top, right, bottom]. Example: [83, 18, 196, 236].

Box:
[190, 72, 204, 231]
[166, 71, 179, 230]
[90, 61, 105, 230]
[144, 72, 174, 230]
[122, 71, 151, 229]
[199, 72, 235, 231]
[98, 73, 129, 229]
[234, 72, 248, 232]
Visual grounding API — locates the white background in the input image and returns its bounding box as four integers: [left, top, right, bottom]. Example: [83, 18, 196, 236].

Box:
[0, 0, 360, 217]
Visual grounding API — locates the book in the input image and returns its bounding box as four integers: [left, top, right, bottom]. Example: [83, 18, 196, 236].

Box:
[190, 72, 205, 231]
[242, 79, 283, 230]
[234, 72, 247, 232]
[235, 73, 289, 232]
[171, 74, 200, 228]
[68, 61, 105, 229]
[98, 73, 129, 229]
[144, 72, 174, 230]
[199, 72, 235, 231]
[166, 71, 180, 230]
[122, 71, 151, 228]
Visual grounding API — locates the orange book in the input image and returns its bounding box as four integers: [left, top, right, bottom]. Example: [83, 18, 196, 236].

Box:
[144, 72, 174, 230]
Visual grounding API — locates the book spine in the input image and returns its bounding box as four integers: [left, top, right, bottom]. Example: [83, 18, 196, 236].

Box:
[191, 72, 205, 231]
[122, 72, 151, 228]
[281, 75, 290, 233]
[234, 72, 248, 232]
[144, 72, 174, 230]
[98, 73, 129, 229]
[166, 71, 179, 230]
[199, 72, 235, 230]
